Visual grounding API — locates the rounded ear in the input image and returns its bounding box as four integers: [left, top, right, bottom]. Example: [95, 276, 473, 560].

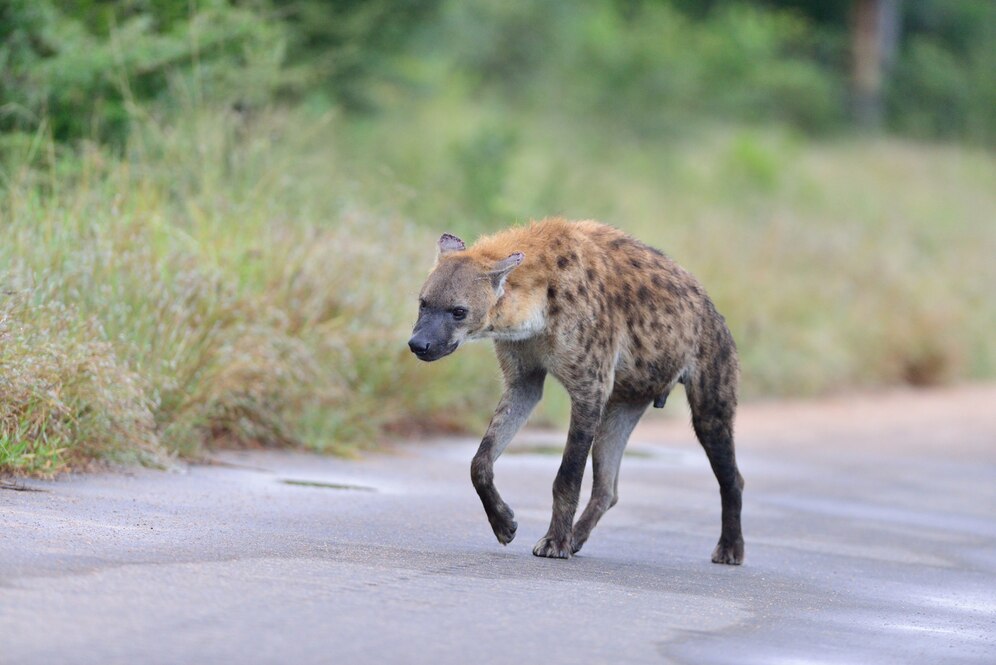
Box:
[489, 252, 524, 295]
[438, 233, 466, 256]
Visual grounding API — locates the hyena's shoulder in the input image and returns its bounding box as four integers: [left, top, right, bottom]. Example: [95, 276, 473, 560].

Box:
[465, 218, 598, 286]
[468, 218, 709, 327]
[476, 218, 648, 275]
[528, 219, 694, 296]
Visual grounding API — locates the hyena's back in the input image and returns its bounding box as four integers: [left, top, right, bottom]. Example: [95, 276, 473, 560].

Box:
[476, 219, 738, 407]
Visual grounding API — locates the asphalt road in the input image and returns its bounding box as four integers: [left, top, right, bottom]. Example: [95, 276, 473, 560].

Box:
[2, 385, 995, 664]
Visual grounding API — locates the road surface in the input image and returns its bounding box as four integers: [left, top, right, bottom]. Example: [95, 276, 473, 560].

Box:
[2, 385, 995, 664]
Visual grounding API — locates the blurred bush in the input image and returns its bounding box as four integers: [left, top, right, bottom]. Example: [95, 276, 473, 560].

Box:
[436, 1, 845, 135]
[885, 0, 996, 141]
[2, 0, 993, 147]
[0, 0, 285, 146]
[271, 0, 442, 111]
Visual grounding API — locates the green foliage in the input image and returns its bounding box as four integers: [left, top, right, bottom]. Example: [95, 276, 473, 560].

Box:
[0, 0, 285, 145]
[273, 0, 442, 111]
[430, 1, 844, 135]
[4, 0, 995, 144]
[887, 0, 996, 142]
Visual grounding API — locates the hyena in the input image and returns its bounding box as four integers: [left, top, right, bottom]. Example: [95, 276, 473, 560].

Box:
[408, 218, 744, 564]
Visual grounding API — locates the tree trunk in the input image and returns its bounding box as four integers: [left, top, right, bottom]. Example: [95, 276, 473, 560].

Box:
[852, 0, 901, 130]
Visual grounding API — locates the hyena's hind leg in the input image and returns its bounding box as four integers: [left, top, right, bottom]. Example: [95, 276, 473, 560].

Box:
[571, 398, 648, 554]
[686, 341, 745, 565]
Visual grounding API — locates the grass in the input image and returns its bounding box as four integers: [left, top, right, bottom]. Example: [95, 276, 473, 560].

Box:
[1, 108, 499, 476]
[338, 99, 996, 402]
[1, 102, 994, 475]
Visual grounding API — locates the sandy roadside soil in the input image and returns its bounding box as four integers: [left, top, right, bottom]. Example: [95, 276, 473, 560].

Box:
[630, 382, 996, 457]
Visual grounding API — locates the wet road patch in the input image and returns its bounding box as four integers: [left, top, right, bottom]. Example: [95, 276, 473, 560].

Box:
[280, 479, 376, 492]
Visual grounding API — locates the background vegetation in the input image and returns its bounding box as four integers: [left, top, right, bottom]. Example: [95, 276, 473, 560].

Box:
[2, 0, 994, 474]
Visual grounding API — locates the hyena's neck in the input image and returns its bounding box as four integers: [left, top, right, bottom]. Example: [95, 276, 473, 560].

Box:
[480, 271, 547, 342]
[486, 298, 546, 341]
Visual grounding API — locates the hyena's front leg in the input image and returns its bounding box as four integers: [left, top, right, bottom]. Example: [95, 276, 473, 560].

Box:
[533, 391, 606, 559]
[471, 368, 546, 545]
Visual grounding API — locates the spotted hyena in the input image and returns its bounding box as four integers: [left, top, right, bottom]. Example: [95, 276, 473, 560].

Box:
[408, 218, 744, 564]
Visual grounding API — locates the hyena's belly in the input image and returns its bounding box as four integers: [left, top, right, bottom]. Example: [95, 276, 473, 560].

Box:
[612, 348, 687, 404]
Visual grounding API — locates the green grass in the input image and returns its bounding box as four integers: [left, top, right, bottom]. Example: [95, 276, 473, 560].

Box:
[0, 427, 69, 476]
[2, 104, 994, 475]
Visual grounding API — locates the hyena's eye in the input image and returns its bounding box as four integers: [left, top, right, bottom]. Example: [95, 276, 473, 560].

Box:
[451, 307, 468, 321]
[419, 299, 427, 310]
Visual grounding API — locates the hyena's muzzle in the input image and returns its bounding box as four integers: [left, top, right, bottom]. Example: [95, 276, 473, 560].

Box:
[408, 311, 461, 362]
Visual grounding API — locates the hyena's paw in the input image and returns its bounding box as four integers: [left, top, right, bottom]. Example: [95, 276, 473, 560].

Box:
[532, 534, 573, 559]
[487, 503, 517, 545]
[711, 537, 744, 565]
[570, 527, 592, 554]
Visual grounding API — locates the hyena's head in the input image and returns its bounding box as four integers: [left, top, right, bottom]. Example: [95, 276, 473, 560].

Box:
[408, 233, 523, 362]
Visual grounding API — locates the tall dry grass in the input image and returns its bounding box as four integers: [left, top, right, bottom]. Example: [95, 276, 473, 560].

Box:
[1, 109, 498, 475]
[335, 101, 996, 400]
[2, 105, 994, 474]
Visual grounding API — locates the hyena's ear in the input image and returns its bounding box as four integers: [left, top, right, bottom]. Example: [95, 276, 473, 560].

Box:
[488, 252, 524, 297]
[437, 233, 466, 257]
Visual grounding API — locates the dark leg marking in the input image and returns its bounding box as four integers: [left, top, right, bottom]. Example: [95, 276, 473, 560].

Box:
[533, 393, 606, 559]
[686, 357, 745, 565]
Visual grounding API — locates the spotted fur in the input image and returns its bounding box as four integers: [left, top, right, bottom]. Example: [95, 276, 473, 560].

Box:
[409, 218, 744, 564]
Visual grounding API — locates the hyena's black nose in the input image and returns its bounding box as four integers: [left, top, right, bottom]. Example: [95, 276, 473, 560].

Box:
[408, 337, 431, 356]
